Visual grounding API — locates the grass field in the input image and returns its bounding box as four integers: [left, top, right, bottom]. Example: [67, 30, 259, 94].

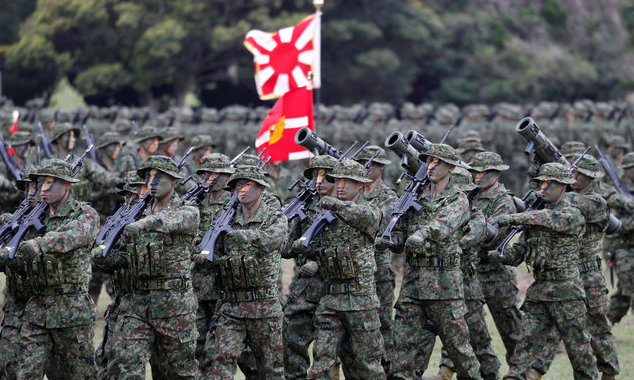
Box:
[2, 260, 633, 379]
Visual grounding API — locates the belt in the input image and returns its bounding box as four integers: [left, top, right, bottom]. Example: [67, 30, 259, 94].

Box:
[533, 267, 579, 281]
[132, 277, 192, 291]
[407, 256, 460, 269]
[578, 256, 602, 274]
[35, 283, 89, 296]
[328, 278, 373, 294]
[223, 287, 277, 302]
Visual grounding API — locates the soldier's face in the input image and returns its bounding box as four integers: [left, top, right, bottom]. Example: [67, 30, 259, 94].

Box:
[103, 143, 121, 160]
[426, 157, 453, 183]
[335, 178, 361, 201]
[360, 160, 383, 181]
[624, 166, 634, 181]
[203, 172, 230, 191]
[13, 143, 30, 158]
[140, 137, 159, 154]
[540, 180, 566, 203]
[146, 169, 174, 199]
[461, 150, 480, 164]
[474, 170, 500, 189]
[572, 171, 593, 192]
[608, 147, 625, 161]
[236, 179, 264, 205]
[38, 176, 70, 205]
[313, 168, 334, 196]
[26, 181, 39, 204]
[63, 131, 76, 150]
[160, 139, 180, 157]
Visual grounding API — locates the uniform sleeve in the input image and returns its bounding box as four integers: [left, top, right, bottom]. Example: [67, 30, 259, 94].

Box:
[461, 207, 486, 250]
[509, 206, 585, 234]
[34, 206, 100, 255]
[334, 202, 382, 237]
[84, 159, 121, 188]
[501, 233, 527, 267]
[240, 212, 289, 254]
[152, 204, 200, 235]
[487, 193, 516, 238]
[419, 193, 470, 242]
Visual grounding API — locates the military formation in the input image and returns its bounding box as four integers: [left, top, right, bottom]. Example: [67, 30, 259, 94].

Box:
[0, 97, 632, 380]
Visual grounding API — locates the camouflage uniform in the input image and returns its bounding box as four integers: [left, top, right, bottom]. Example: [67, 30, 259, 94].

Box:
[205, 165, 288, 380]
[107, 156, 201, 379]
[304, 160, 385, 380]
[191, 154, 235, 366]
[283, 156, 335, 379]
[495, 163, 598, 380]
[605, 152, 634, 323]
[0, 131, 34, 212]
[531, 155, 619, 378]
[388, 144, 482, 380]
[6, 159, 99, 379]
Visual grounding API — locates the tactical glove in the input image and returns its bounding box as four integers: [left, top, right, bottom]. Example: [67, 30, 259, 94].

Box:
[375, 236, 397, 251]
[496, 214, 515, 226]
[486, 250, 511, 265]
[123, 216, 158, 236]
[299, 260, 319, 277]
[320, 196, 345, 211]
[18, 239, 42, 261]
[404, 230, 426, 254]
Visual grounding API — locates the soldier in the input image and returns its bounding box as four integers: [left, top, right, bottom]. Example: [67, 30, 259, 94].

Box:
[189, 135, 216, 172]
[605, 136, 629, 176]
[492, 162, 598, 380]
[268, 160, 297, 204]
[352, 145, 398, 373]
[283, 155, 336, 379]
[299, 159, 385, 379]
[96, 131, 132, 174]
[159, 127, 184, 158]
[529, 154, 620, 380]
[2, 158, 100, 379]
[560, 141, 586, 161]
[457, 135, 485, 164]
[421, 167, 501, 380]
[191, 154, 235, 366]
[134, 126, 164, 162]
[107, 155, 201, 379]
[1, 131, 35, 211]
[606, 152, 634, 324]
[204, 164, 288, 379]
[386, 144, 482, 380]
[468, 152, 522, 367]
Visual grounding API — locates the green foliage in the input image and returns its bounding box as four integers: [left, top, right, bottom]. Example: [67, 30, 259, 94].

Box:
[542, 0, 567, 26]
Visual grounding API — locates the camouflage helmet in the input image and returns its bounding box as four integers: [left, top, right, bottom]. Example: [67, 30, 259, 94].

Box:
[606, 135, 629, 150]
[98, 132, 125, 149]
[571, 154, 604, 179]
[468, 152, 509, 172]
[197, 153, 236, 175]
[356, 145, 391, 165]
[38, 109, 56, 123]
[535, 163, 575, 184]
[234, 154, 267, 173]
[421, 143, 462, 166]
[619, 152, 634, 169]
[114, 119, 133, 134]
[326, 159, 372, 183]
[191, 135, 216, 150]
[457, 137, 485, 154]
[51, 122, 80, 142]
[451, 166, 476, 191]
[226, 165, 270, 189]
[304, 155, 338, 179]
[159, 127, 184, 144]
[134, 126, 164, 143]
[137, 155, 183, 179]
[29, 158, 79, 183]
[560, 141, 586, 158]
[15, 167, 33, 191]
[7, 131, 34, 146]
[117, 170, 144, 195]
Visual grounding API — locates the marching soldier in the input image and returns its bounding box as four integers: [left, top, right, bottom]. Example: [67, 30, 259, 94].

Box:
[205, 164, 288, 379]
[107, 155, 201, 379]
[189, 135, 217, 172]
[386, 144, 482, 380]
[2, 158, 100, 379]
[492, 162, 598, 380]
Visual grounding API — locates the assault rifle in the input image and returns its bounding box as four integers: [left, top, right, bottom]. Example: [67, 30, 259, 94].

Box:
[181, 147, 250, 205]
[82, 124, 106, 169]
[0, 199, 31, 247]
[130, 119, 141, 135]
[595, 145, 634, 201]
[4, 145, 93, 259]
[381, 124, 454, 242]
[298, 147, 378, 248]
[496, 147, 591, 257]
[38, 122, 54, 159]
[0, 134, 23, 180]
[200, 151, 271, 261]
[96, 147, 193, 257]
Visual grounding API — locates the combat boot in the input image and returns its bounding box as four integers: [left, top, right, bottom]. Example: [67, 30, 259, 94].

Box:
[437, 365, 455, 380]
[526, 368, 543, 380]
[601, 374, 616, 380]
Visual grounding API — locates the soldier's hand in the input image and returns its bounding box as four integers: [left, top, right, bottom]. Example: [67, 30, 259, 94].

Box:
[18, 239, 42, 261]
[0, 213, 10, 224]
[292, 238, 309, 253]
[404, 230, 426, 254]
[375, 236, 395, 251]
[496, 215, 514, 226]
[299, 260, 319, 277]
[193, 254, 208, 265]
[226, 230, 250, 245]
[320, 196, 344, 211]
[486, 250, 509, 264]
[124, 220, 146, 236]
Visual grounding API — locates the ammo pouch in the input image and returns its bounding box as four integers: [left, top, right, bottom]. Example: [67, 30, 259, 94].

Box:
[27, 254, 64, 289]
[4, 268, 31, 301]
[578, 256, 602, 274]
[318, 246, 357, 281]
[216, 254, 263, 290]
[127, 241, 163, 278]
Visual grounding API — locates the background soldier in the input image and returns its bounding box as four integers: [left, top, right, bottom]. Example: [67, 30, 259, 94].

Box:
[386, 144, 482, 380]
[492, 162, 598, 380]
[283, 155, 336, 379]
[108, 155, 201, 379]
[5, 158, 99, 379]
[206, 165, 288, 380]
[468, 152, 522, 366]
[530, 154, 620, 380]
[302, 159, 385, 380]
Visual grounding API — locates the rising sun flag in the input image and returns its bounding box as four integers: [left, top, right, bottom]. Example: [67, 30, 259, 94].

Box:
[244, 13, 321, 100]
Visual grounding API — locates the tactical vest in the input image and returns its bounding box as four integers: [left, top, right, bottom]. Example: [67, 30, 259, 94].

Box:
[318, 222, 373, 282]
[525, 226, 582, 281]
[126, 230, 193, 281]
[24, 201, 92, 295]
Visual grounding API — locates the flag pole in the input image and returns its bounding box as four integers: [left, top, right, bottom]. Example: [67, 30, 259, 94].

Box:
[312, 0, 323, 133]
